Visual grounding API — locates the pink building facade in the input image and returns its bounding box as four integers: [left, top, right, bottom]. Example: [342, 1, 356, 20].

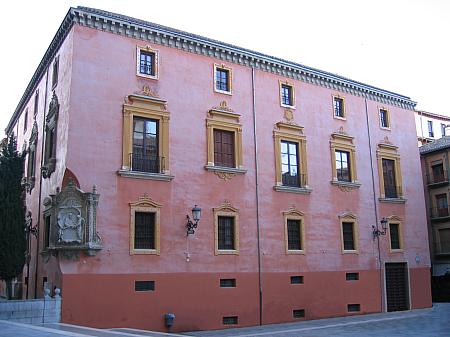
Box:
[7, 7, 431, 332]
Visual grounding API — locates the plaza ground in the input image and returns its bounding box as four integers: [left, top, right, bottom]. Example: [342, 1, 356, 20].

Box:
[0, 303, 449, 337]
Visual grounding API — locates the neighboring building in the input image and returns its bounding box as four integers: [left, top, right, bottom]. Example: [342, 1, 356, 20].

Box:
[6, 7, 431, 332]
[420, 139, 450, 278]
[416, 110, 450, 146]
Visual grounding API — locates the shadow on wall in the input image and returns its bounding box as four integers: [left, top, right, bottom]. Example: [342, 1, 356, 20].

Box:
[432, 274, 450, 302]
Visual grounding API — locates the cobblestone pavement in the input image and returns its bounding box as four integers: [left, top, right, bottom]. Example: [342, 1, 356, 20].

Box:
[0, 303, 449, 337]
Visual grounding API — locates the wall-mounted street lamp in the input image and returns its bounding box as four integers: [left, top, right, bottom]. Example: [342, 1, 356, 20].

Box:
[372, 217, 388, 239]
[186, 205, 201, 236]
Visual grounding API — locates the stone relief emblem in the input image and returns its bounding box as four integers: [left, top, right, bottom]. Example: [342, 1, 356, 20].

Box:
[43, 179, 102, 259]
[57, 200, 85, 243]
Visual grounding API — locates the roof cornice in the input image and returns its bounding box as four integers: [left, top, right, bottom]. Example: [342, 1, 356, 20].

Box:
[7, 6, 416, 134]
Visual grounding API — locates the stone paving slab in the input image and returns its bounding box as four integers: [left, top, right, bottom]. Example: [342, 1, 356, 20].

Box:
[1, 304, 449, 337]
[185, 303, 450, 337]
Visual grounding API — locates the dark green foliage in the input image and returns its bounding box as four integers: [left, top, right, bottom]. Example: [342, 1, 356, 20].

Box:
[0, 135, 26, 284]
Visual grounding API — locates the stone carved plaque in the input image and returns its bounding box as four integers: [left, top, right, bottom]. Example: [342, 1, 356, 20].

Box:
[43, 179, 102, 259]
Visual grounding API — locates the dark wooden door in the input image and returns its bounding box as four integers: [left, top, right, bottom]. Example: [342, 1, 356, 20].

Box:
[385, 262, 409, 312]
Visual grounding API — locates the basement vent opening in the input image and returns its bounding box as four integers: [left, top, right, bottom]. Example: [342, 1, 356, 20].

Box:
[135, 280, 155, 292]
[293, 309, 305, 318]
[220, 278, 236, 288]
[347, 304, 361, 312]
[222, 316, 238, 325]
[346, 272, 359, 281]
[290, 276, 304, 284]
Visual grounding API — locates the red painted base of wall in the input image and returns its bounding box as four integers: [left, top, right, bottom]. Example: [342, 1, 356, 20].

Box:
[61, 268, 431, 332]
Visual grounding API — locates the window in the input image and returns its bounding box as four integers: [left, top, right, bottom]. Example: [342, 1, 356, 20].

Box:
[136, 45, 159, 80]
[330, 130, 359, 188]
[23, 109, 28, 133]
[431, 163, 445, 183]
[281, 141, 300, 187]
[379, 108, 390, 129]
[42, 93, 59, 179]
[140, 51, 155, 76]
[436, 193, 449, 217]
[347, 304, 360, 312]
[273, 122, 309, 193]
[333, 95, 345, 119]
[34, 90, 39, 116]
[26, 144, 36, 186]
[346, 272, 359, 281]
[218, 216, 235, 250]
[279, 81, 295, 107]
[287, 219, 302, 250]
[290, 276, 304, 284]
[441, 123, 447, 137]
[205, 102, 244, 174]
[44, 215, 51, 249]
[119, 89, 172, 180]
[52, 57, 59, 89]
[214, 129, 235, 168]
[129, 195, 161, 255]
[132, 118, 159, 173]
[389, 223, 401, 250]
[220, 279, 236, 288]
[214, 64, 232, 94]
[214, 201, 239, 255]
[134, 212, 155, 250]
[135, 280, 155, 292]
[342, 222, 355, 250]
[377, 142, 404, 201]
[339, 213, 358, 253]
[335, 150, 351, 182]
[293, 309, 305, 318]
[222, 316, 238, 325]
[283, 208, 305, 254]
[382, 159, 398, 198]
[428, 120, 434, 138]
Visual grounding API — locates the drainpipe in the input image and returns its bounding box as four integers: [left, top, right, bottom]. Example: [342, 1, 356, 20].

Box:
[364, 98, 384, 313]
[34, 69, 50, 298]
[251, 67, 263, 325]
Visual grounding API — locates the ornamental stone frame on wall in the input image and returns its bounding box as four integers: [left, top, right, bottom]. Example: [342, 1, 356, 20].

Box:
[118, 87, 172, 181]
[214, 201, 239, 255]
[283, 207, 306, 255]
[42, 92, 59, 179]
[377, 138, 405, 203]
[329, 128, 360, 190]
[273, 121, 310, 194]
[129, 194, 161, 255]
[338, 211, 359, 254]
[42, 180, 102, 259]
[25, 121, 38, 192]
[205, 101, 246, 176]
[387, 215, 404, 253]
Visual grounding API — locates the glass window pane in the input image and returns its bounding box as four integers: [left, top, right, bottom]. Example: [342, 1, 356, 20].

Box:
[281, 142, 288, 153]
[281, 154, 289, 165]
[134, 120, 144, 133]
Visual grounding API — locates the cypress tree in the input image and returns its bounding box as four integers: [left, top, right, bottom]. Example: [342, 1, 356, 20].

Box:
[0, 135, 26, 299]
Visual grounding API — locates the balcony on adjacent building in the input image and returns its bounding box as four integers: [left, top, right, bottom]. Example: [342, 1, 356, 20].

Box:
[427, 169, 449, 187]
[430, 206, 450, 221]
[435, 241, 450, 256]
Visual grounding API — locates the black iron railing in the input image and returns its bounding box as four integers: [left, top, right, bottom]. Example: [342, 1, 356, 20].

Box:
[384, 185, 402, 199]
[427, 170, 449, 185]
[282, 173, 307, 188]
[131, 153, 164, 174]
[430, 206, 450, 219]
